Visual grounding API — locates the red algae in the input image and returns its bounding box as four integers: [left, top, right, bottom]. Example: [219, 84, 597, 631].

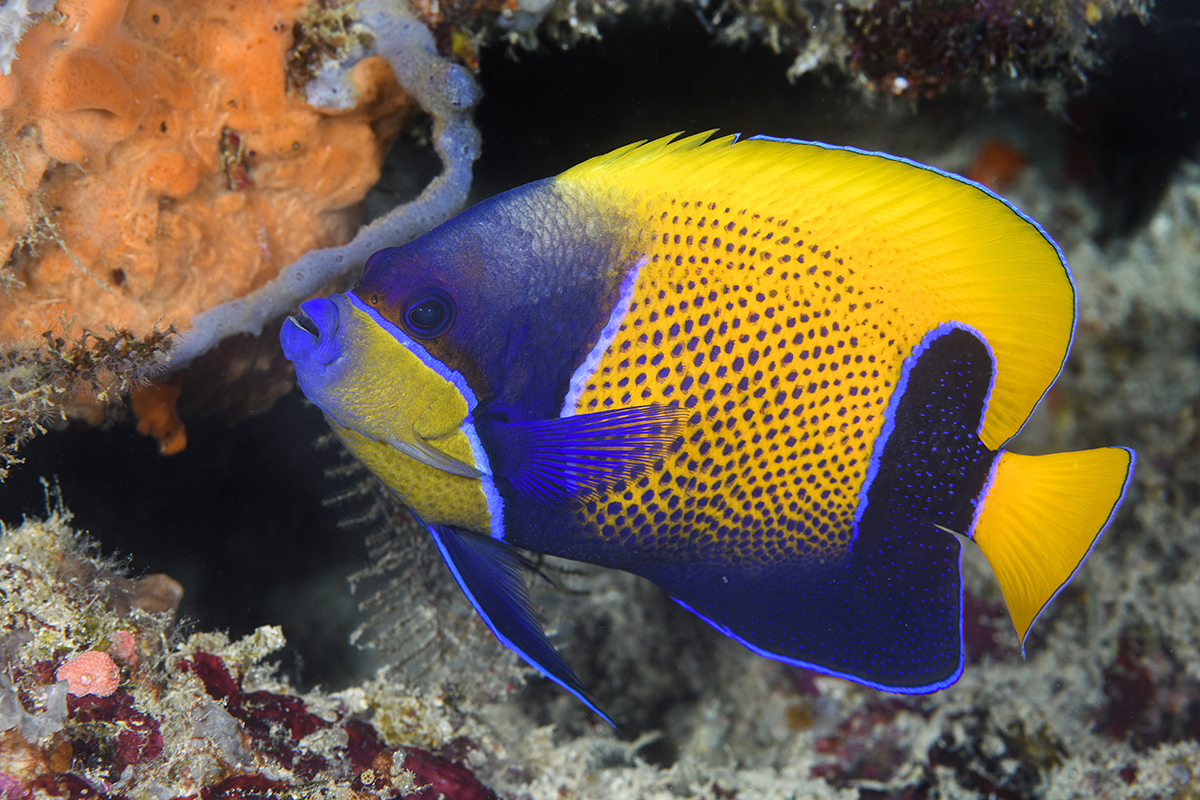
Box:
[396, 747, 499, 800]
[844, 0, 1083, 100]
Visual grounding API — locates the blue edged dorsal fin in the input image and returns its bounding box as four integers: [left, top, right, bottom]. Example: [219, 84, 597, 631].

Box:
[478, 404, 686, 504]
[426, 523, 614, 726]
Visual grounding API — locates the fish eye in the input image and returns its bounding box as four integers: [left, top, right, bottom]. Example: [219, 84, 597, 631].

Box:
[402, 288, 454, 338]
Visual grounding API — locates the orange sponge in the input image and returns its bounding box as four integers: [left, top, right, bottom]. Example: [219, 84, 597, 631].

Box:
[131, 382, 187, 456]
[0, 0, 413, 348]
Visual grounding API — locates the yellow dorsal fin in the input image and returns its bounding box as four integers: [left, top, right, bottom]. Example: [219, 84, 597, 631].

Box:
[557, 133, 1075, 450]
[971, 448, 1135, 650]
[563, 131, 726, 177]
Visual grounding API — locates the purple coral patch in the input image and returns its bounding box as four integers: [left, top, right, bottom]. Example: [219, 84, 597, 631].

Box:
[1097, 636, 1200, 749]
[811, 698, 918, 785]
[397, 746, 499, 800]
[181, 653, 331, 778]
[177, 653, 501, 797]
[344, 719, 388, 769]
[68, 690, 164, 771]
[184, 652, 240, 701]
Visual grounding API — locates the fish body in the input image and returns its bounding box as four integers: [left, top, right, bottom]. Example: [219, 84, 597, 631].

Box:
[282, 133, 1135, 723]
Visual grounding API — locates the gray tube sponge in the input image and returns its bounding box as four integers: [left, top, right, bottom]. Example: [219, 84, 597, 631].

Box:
[163, 0, 481, 371]
[0, 0, 55, 76]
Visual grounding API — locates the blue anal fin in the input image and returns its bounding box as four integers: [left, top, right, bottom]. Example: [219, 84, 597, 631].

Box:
[479, 404, 687, 504]
[427, 524, 614, 725]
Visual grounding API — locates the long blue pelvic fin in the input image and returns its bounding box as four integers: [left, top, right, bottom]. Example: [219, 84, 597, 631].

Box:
[478, 404, 687, 504]
[426, 523, 614, 726]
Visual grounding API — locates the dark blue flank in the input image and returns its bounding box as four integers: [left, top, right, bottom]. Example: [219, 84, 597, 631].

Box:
[852, 321, 998, 542]
[668, 326, 999, 691]
[354, 179, 634, 422]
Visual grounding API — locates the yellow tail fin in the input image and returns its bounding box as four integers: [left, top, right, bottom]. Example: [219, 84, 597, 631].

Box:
[971, 447, 1135, 651]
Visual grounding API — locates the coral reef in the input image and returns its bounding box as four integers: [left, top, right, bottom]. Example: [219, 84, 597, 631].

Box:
[421, 0, 1151, 110]
[0, 495, 505, 800]
[765, 0, 1154, 108]
[836, 0, 1150, 104]
[2, 1, 1196, 797]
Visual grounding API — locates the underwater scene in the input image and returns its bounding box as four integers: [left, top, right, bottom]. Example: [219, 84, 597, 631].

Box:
[1, 0, 1198, 797]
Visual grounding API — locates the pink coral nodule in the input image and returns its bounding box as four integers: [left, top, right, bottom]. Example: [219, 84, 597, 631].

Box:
[109, 630, 138, 665]
[56, 650, 120, 697]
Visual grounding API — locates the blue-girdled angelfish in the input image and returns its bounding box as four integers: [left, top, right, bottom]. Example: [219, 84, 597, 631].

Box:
[280, 133, 1135, 724]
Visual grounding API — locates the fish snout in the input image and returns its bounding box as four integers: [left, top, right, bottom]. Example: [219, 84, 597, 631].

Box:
[281, 296, 341, 366]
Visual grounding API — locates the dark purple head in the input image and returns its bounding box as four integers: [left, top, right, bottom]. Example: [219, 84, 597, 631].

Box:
[352, 179, 633, 420]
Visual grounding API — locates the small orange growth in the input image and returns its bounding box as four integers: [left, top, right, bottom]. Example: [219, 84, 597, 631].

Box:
[0, 0, 413, 349]
[132, 381, 187, 455]
[56, 650, 120, 697]
[967, 140, 1028, 192]
[46, 740, 73, 773]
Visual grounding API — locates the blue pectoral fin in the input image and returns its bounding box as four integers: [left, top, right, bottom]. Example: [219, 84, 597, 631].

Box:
[427, 524, 614, 726]
[478, 404, 687, 504]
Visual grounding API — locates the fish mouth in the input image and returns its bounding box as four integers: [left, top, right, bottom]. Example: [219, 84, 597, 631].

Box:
[281, 296, 342, 366]
[291, 308, 321, 338]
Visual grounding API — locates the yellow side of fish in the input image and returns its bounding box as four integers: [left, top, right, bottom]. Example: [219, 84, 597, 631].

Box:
[558, 133, 1072, 452]
[554, 133, 1120, 641]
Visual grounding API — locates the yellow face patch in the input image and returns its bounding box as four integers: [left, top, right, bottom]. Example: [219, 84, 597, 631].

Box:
[289, 294, 493, 533]
[329, 420, 490, 533]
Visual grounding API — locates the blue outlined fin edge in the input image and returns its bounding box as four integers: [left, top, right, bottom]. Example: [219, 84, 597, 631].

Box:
[427, 523, 615, 726]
